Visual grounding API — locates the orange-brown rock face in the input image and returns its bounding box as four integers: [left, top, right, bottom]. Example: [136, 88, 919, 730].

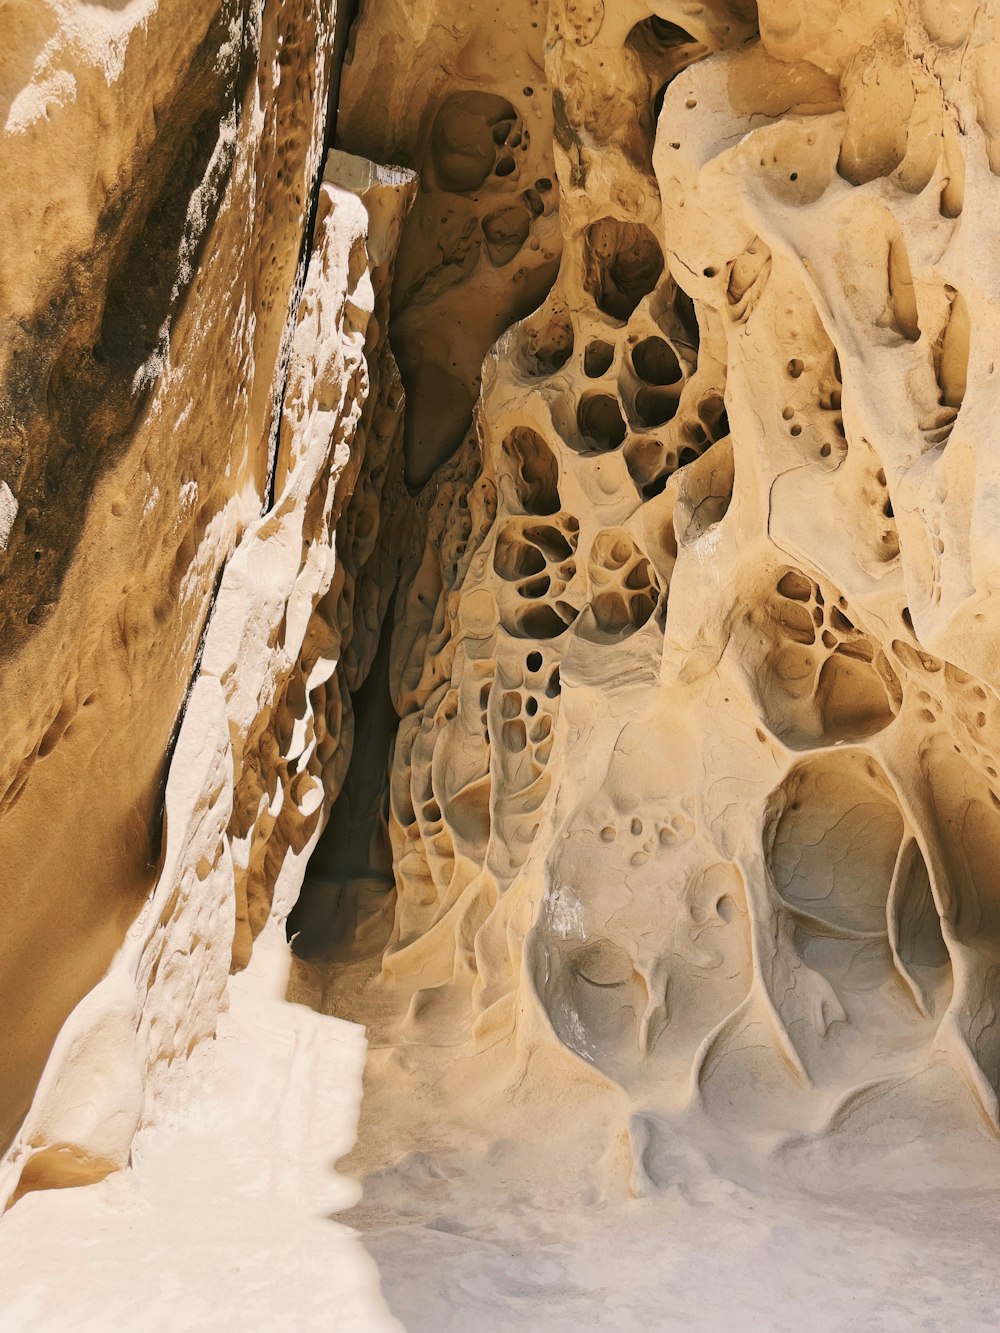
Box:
[0, 0, 421, 1205]
[0, 0, 332, 1162]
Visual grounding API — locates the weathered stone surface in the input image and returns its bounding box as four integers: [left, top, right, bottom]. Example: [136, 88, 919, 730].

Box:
[8, 0, 1000, 1325]
[305, 0, 1000, 1153]
[0, 0, 338, 1162]
[0, 0, 416, 1204]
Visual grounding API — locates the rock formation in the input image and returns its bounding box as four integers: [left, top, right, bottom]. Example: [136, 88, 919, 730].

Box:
[282, 0, 1000, 1170]
[5, 0, 1000, 1303]
[0, 0, 415, 1202]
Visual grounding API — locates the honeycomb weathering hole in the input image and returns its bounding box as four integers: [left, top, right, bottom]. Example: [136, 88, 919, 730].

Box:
[766, 751, 904, 933]
[583, 529, 660, 638]
[584, 339, 615, 377]
[577, 392, 627, 451]
[494, 526, 547, 580]
[584, 218, 665, 320]
[750, 570, 901, 749]
[635, 385, 678, 427]
[503, 426, 560, 514]
[647, 15, 698, 47]
[632, 336, 681, 385]
[482, 203, 532, 265]
[520, 312, 574, 375]
[431, 91, 520, 193]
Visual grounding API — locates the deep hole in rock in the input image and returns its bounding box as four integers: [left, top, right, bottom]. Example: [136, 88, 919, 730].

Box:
[635, 386, 678, 427]
[584, 218, 664, 320]
[632, 336, 681, 385]
[503, 426, 560, 514]
[584, 339, 615, 377]
[430, 91, 519, 193]
[577, 392, 628, 450]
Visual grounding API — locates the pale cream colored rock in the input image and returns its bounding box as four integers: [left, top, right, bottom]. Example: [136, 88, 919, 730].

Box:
[0, 923, 402, 1333]
[301, 0, 1000, 1173]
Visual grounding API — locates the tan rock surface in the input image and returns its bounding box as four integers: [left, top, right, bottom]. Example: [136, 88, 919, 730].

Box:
[0, 1, 415, 1211]
[0, 0, 338, 1163]
[305, 0, 1000, 1150]
[7, 0, 1000, 1328]
[288, 11, 1000, 1321]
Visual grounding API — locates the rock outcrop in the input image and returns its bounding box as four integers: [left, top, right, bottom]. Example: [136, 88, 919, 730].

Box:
[291, 0, 1000, 1159]
[6, 0, 1000, 1241]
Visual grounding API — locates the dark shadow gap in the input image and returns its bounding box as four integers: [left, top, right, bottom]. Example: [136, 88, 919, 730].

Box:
[287, 592, 399, 963]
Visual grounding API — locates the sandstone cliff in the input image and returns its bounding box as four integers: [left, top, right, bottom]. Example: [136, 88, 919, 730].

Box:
[295, 0, 1000, 1157]
[4, 0, 1000, 1299]
[0, 0, 416, 1204]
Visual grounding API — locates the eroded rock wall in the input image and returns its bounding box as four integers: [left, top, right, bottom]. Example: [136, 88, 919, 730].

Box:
[7, 0, 1000, 1214]
[0, 0, 334, 1162]
[319, 0, 1000, 1146]
[0, 0, 418, 1204]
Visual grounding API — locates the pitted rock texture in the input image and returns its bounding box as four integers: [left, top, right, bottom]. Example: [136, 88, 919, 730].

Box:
[296, 0, 1000, 1157]
[7, 0, 1000, 1251]
[337, 0, 563, 488]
